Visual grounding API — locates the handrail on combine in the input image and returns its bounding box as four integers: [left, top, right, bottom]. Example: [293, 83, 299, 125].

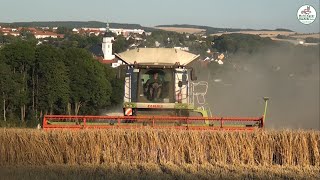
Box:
[43, 115, 264, 130]
[191, 81, 209, 105]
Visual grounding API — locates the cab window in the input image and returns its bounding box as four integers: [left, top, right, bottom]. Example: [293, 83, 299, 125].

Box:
[138, 69, 173, 103]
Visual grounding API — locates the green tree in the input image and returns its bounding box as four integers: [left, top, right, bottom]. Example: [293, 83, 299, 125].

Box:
[110, 77, 124, 105]
[1, 41, 36, 122]
[113, 35, 128, 53]
[0, 38, 122, 126]
[64, 48, 113, 115]
[56, 27, 71, 35]
[212, 34, 273, 54]
[20, 28, 36, 40]
[0, 55, 19, 123]
[64, 48, 92, 115]
[84, 61, 112, 114]
[36, 45, 70, 115]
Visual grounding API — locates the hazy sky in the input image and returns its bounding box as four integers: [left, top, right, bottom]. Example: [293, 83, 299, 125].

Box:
[0, 0, 319, 33]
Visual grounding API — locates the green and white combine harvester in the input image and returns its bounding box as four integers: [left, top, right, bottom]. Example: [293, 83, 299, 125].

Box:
[43, 48, 268, 130]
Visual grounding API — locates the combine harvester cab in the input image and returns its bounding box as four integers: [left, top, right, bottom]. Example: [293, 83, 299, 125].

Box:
[43, 48, 268, 130]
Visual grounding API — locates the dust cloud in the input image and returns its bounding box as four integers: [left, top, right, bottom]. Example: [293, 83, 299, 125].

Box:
[197, 45, 320, 129]
[99, 104, 123, 116]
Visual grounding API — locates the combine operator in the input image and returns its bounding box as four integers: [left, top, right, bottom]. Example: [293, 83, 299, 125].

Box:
[145, 72, 163, 102]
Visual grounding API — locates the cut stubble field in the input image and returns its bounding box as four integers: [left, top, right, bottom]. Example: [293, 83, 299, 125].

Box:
[0, 128, 319, 179]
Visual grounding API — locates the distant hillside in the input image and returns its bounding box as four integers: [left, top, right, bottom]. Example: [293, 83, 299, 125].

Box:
[156, 24, 293, 34]
[0, 21, 294, 34]
[0, 21, 156, 31]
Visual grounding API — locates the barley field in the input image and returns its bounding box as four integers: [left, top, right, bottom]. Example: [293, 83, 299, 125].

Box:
[0, 128, 319, 179]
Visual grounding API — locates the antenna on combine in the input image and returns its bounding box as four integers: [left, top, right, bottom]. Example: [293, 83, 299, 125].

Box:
[263, 97, 270, 128]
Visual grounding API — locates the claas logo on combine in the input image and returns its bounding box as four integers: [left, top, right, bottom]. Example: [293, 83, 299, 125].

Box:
[148, 104, 163, 108]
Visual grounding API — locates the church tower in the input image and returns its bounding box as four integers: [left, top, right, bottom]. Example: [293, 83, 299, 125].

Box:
[102, 23, 115, 60]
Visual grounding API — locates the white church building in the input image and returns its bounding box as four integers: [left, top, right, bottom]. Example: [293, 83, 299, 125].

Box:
[100, 23, 126, 68]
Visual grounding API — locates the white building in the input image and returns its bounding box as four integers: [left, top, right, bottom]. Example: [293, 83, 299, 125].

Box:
[72, 28, 79, 33]
[109, 28, 144, 36]
[100, 23, 125, 68]
[174, 46, 190, 51]
[102, 35, 115, 60]
[33, 32, 63, 39]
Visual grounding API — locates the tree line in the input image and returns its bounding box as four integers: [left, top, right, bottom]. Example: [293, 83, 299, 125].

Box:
[0, 40, 123, 127]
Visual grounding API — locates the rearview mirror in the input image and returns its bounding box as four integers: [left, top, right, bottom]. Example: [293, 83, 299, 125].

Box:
[190, 68, 197, 81]
[182, 73, 187, 82]
[116, 65, 126, 79]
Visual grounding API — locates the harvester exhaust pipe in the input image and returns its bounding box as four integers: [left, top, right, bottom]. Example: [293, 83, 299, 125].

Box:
[262, 97, 270, 128]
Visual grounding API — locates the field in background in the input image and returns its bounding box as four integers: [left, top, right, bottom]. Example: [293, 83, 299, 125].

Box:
[0, 129, 319, 179]
[290, 33, 320, 39]
[156, 26, 319, 40]
[210, 31, 296, 38]
[155, 27, 205, 34]
[155, 26, 296, 37]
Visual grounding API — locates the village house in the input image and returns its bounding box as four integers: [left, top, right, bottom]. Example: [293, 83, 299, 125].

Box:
[0, 26, 64, 39]
[33, 31, 64, 39]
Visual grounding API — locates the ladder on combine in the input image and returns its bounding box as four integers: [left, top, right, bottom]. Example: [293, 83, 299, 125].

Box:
[190, 81, 213, 117]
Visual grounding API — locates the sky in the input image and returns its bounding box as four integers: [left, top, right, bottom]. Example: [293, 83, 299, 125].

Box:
[0, 0, 319, 33]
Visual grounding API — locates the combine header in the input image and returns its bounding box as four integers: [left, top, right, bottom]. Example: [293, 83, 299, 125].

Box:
[43, 48, 269, 130]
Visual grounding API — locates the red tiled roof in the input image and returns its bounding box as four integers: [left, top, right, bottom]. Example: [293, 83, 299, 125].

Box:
[95, 56, 116, 64]
[0, 28, 12, 33]
[88, 30, 100, 33]
[28, 28, 37, 32]
[100, 60, 116, 64]
[33, 31, 64, 38]
[1, 28, 12, 31]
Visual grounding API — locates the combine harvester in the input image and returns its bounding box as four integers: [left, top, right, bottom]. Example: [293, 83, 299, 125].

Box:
[43, 48, 269, 130]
